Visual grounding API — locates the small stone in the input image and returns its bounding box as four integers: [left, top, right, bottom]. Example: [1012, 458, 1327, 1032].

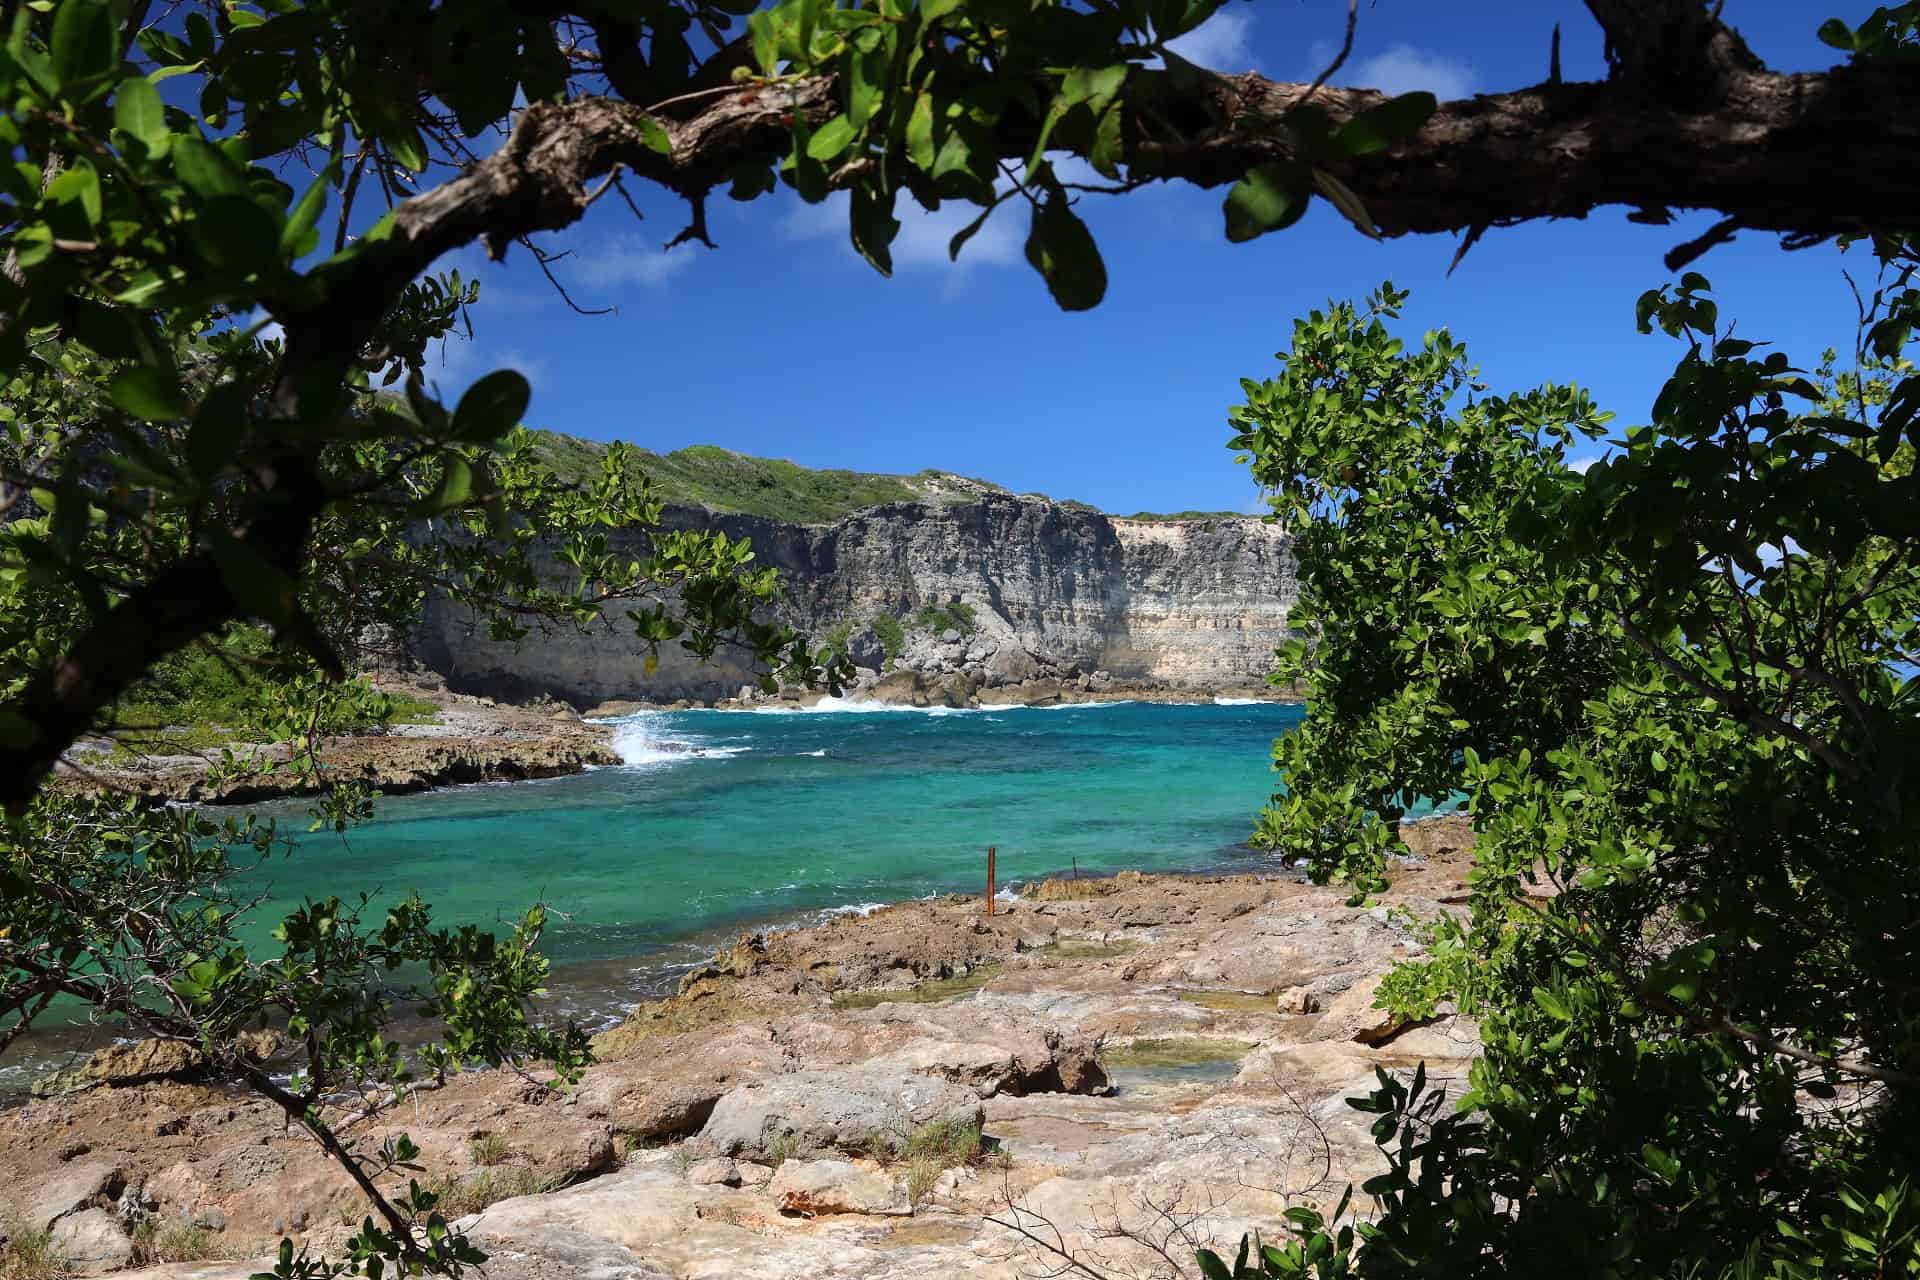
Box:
[941, 629, 961, 643]
[735, 1161, 776, 1189]
[1276, 986, 1319, 1015]
[686, 1157, 740, 1187]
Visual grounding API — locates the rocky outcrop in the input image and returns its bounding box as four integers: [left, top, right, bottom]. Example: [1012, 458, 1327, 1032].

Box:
[53, 692, 619, 805]
[1, 822, 1478, 1278]
[408, 490, 1295, 705]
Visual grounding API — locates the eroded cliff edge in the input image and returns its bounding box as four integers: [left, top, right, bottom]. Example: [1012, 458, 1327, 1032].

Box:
[407, 485, 1297, 706]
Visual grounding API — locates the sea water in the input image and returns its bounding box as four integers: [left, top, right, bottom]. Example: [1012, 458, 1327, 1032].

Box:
[222, 700, 1307, 1021]
[0, 702, 1309, 1090]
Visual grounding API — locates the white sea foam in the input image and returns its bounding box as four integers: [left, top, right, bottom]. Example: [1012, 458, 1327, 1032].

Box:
[606, 713, 748, 767]
[1213, 697, 1267, 706]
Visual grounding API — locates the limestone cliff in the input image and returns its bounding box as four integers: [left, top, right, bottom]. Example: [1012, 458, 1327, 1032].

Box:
[407, 487, 1296, 705]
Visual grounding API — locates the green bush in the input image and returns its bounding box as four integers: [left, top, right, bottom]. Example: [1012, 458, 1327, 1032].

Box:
[869, 614, 905, 662]
[912, 601, 976, 636]
[103, 625, 437, 748]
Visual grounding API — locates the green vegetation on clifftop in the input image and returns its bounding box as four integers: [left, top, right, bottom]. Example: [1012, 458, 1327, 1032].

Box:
[531, 435, 1006, 524]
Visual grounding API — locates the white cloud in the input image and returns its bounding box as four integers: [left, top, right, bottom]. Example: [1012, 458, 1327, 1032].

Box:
[426, 336, 552, 406]
[783, 189, 1022, 276]
[1346, 45, 1475, 100]
[565, 235, 700, 290]
[1166, 8, 1257, 72]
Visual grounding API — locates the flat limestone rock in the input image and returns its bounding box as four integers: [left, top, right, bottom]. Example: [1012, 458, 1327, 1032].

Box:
[767, 1158, 910, 1216]
[698, 1068, 983, 1159]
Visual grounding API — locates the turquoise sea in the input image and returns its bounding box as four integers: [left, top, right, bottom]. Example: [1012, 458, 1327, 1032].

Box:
[230, 699, 1306, 1024]
[1, 700, 1305, 1090]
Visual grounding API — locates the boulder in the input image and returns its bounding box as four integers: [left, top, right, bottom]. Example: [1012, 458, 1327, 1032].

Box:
[929, 672, 978, 708]
[1313, 972, 1426, 1046]
[50, 1208, 134, 1269]
[81, 1038, 207, 1087]
[940, 628, 962, 643]
[577, 1023, 792, 1140]
[866, 670, 927, 707]
[685, 1157, 740, 1187]
[1276, 986, 1319, 1015]
[767, 1159, 910, 1216]
[697, 1068, 983, 1159]
[846, 627, 886, 671]
[983, 645, 1042, 687]
[28, 1159, 123, 1229]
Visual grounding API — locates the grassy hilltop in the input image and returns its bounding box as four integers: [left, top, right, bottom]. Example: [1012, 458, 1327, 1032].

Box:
[528, 432, 1243, 525]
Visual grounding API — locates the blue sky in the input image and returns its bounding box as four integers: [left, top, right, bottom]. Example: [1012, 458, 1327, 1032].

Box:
[420, 1, 1877, 515]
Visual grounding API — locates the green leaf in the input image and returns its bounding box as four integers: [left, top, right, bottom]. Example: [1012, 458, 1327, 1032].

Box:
[208, 532, 299, 625]
[279, 163, 334, 259]
[113, 76, 169, 154]
[452, 370, 531, 443]
[1314, 168, 1378, 238]
[635, 115, 673, 156]
[173, 137, 249, 199]
[383, 125, 429, 173]
[948, 202, 995, 261]
[1815, 17, 1855, 49]
[1223, 162, 1309, 242]
[906, 94, 936, 172]
[727, 161, 776, 201]
[847, 38, 888, 129]
[189, 195, 284, 275]
[46, 160, 102, 225]
[414, 456, 476, 515]
[1025, 196, 1106, 311]
[805, 115, 857, 161]
[0, 709, 39, 749]
[1330, 91, 1437, 157]
[849, 183, 899, 276]
[186, 383, 251, 482]
[1532, 987, 1572, 1021]
[1194, 1250, 1233, 1280]
[108, 367, 191, 421]
[50, 0, 116, 88]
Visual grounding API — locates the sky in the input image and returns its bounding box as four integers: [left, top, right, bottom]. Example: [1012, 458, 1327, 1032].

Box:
[416, 1, 1880, 516]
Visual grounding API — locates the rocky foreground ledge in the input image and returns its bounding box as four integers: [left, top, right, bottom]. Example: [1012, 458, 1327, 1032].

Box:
[0, 819, 1481, 1279]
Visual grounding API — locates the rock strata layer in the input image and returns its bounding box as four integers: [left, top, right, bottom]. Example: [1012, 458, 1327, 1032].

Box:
[409, 490, 1296, 705]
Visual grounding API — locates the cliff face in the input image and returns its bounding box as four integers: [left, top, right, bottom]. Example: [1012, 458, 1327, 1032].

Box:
[408, 490, 1296, 704]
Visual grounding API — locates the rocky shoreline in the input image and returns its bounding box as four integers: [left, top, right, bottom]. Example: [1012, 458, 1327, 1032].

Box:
[51, 678, 1297, 806]
[50, 689, 623, 806]
[0, 818, 1480, 1279]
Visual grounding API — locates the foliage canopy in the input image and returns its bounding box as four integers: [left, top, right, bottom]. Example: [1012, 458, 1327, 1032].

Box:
[1208, 245, 1919, 1273]
[0, 0, 1916, 1275]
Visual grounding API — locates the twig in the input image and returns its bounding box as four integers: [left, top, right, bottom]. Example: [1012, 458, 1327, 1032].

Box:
[1292, 0, 1359, 107]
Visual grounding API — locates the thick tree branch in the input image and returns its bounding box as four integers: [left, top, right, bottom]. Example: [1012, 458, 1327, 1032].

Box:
[6, 6, 1917, 802]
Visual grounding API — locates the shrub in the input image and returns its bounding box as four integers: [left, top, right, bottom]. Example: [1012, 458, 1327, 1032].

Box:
[911, 601, 976, 636]
[130, 1221, 233, 1265]
[868, 614, 905, 663]
[764, 1130, 805, 1169]
[467, 1133, 510, 1167]
[0, 1226, 68, 1280]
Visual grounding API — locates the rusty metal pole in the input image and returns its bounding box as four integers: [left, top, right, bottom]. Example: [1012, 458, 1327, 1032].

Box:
[986, 846, 996, 916]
